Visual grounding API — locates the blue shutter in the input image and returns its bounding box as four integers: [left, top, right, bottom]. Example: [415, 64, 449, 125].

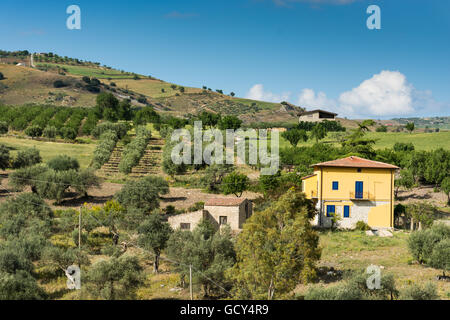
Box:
[355, 181, 363, 199]
[327, 205, 335, 217]
[332, 181, 339, 190]
[344, 205, 350, 218]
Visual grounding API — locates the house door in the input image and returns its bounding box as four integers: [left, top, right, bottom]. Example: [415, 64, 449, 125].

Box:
[355, 181, 363, 199]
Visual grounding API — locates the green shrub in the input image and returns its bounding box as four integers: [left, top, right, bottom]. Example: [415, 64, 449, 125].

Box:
[0, 121, 8, 134]
[60, 127, 77, 140]
[118, 126, 151, 174]
[53, 80, 66, 88]
[0, 144, 10, 170]
[91, 122, 129, 139]
[400, 282, 438, 300]
[47, 155, 80, 172]
[92, 130, 119, 169]
[430, 238, 450, 276]
[42, 126, 58, 139]
[355, 221, 371, 231]
[24, 125, 43, 138]
[408, 223, 450, 264]
[12, 148, 42, 169]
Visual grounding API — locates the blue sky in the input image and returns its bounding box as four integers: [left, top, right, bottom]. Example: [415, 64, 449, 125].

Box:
[1, 0, 449, 118]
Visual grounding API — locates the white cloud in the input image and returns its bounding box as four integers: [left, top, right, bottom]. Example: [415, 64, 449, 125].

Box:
[338, 70, 414, 117]
[247, 70, 447, 118]
[245, 84, 291, 103]
[298, 88, 337, 110]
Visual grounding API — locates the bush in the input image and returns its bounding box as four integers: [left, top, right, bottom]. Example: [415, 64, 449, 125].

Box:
[408, 224, 450, 264]
[12, 148, 42, 169]
[92, 130, 119, 169]
[355, 221, 371, 231]
[0, 72, 4, 80]
[430, 238, 450, 276]
[0, 121, 8, 134]
[0, 144, 10, 170]
[24, 125, 43, 138]
[47, 155, 79, 171]
[118, 126, 151, 174]
[115, 175, 169, 212]
[400, 282, 438, 300]
[376, 125, 388, 132]
[91, 122, 129, 139]
[42, 126, 58, 139]
[394, 142, 415, 152]
[60, 127, 77, 140]
[53, 80, 66, 88]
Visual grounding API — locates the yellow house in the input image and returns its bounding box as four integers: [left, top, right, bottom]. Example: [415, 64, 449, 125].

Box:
[301, 156, 398, 229]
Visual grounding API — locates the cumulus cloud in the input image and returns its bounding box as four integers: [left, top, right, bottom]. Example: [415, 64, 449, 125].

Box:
[338, 71, 414, 117]
[247, 70, 446, 118]
[245, 84, 291, 103]
[298, 88, 337, 110]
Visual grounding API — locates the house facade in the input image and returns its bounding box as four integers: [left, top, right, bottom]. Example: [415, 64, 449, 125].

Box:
[299, 109, 337, 122]
[168, 198, 253, 232]
[302, 156, 398, 229]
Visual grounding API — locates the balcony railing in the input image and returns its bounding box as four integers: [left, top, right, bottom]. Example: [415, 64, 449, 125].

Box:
[349, 191, 374, 201]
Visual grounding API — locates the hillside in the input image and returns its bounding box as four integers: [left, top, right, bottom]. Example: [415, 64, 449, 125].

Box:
[0, 51, 303, 124]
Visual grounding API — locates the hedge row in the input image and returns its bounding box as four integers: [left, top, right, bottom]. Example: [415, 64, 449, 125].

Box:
[92, 130, 120, 169]
[118, 126, 151, 174]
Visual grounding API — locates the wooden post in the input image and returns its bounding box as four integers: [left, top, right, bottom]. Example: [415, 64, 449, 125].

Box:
[189, 265, 193, 301]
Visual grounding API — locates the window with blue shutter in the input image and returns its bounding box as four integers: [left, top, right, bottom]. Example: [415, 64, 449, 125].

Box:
[332, 181, 339, 190]
[344, 205, 350, 218]
[326, 205, 335, 217]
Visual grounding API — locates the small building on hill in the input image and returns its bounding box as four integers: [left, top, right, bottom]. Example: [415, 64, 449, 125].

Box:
[299, 109, 337, 122]
[168, 198, 253, 232]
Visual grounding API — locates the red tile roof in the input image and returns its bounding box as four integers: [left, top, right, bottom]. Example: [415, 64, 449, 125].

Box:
[311, 156, 399, 169]
[205, 198, 248, 206]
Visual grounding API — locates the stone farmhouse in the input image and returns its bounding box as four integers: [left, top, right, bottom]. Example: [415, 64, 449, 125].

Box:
[168, 198, 253, 232]
[302, 156, 398, 229]
[299, 109, 337, 122]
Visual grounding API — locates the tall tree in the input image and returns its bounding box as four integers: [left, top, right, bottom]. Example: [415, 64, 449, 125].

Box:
[229, 188, 321, 299]
[282, 129, 308, 147]
[137, 214, 172, 273]
[221, 172, 249, 197]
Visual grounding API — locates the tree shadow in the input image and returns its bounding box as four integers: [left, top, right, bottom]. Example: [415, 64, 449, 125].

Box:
[59, 195, 114, 207]
[161, 196, 187, 203]
[316, 266, 345, 284]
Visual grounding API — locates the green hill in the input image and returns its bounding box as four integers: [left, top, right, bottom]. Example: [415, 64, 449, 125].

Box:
[0, 51, 303, 124]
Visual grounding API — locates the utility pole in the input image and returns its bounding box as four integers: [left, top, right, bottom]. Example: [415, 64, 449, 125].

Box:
[78, 207, 82, 252]
[78, 206, 82, 300]
[189, 265, 193, 301]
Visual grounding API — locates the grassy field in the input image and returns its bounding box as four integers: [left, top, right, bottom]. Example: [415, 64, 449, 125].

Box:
[36, 63, 136, 79]
[110, 78, 203, 98]
[295, 230, 450, 299]
[278, 130, 450, 151]
[0, 136, 96, 168]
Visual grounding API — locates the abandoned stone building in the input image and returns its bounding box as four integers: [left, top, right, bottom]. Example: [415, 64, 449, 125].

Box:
[168, 198, 253, 232]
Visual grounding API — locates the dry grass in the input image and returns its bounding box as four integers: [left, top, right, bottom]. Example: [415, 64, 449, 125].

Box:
[294, 230, 450, 299]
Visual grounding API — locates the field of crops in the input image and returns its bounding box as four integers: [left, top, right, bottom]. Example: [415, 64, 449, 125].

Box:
[0, 105, 98, 138]
[36, 63, 136, 79]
